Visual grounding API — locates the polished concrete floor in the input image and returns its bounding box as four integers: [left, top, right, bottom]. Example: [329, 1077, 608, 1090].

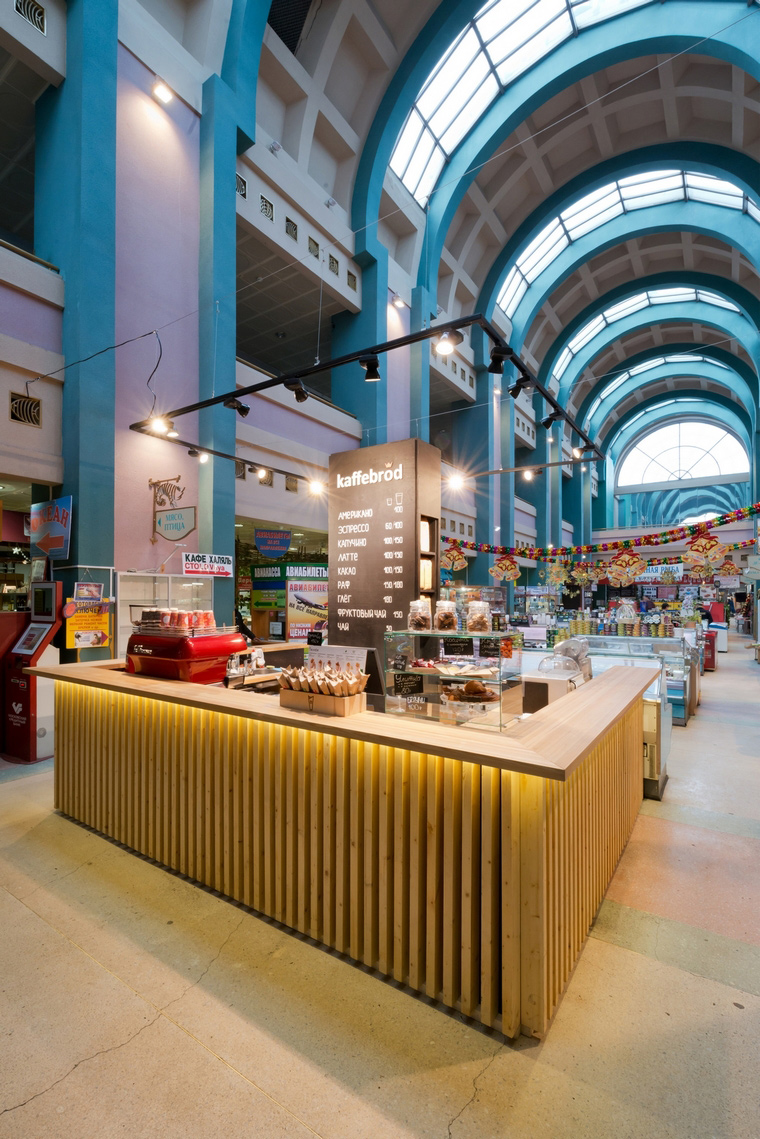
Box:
[1, 635, 759, 1138]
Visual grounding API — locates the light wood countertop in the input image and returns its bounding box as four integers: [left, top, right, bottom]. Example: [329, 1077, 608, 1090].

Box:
[28, 660, 658, 781]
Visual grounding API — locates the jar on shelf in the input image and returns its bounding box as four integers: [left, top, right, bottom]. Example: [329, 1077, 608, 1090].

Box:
[433, 600, 458, 631]
[408, 599, 431, 631]
[466, 600, 491, 632]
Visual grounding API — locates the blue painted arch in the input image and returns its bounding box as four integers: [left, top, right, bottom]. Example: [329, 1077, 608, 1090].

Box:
[542, 274, 760, 403]
[582, 364, 757, 443]
[508, 207, 760, 350]
[601, 396, 753, 467]
[576, 342, 759, 429]
[475, 142, 760, 335]
[403, 3, 760, 292]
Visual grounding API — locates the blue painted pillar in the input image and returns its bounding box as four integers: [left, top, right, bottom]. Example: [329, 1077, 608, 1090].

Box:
[499, 393, 515, 609]
[452, 361, 501, 583]
[332, 233, 389, 443]
[199, 75, 238, 624]
[409, 283, 437, 442]
[563, 462, 593, 547]
[34, 0, 117, 575]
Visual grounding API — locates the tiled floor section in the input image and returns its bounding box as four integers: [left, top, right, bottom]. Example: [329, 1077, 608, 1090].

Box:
[1, 634, 759, 1138]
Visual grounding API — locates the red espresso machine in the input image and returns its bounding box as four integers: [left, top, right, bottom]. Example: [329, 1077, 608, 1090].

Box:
[3, 580, 63, 763]
[126, 607, 246, 684]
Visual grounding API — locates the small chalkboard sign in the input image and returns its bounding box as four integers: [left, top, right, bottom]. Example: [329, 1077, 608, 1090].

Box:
[307, 630, 323, 646]
[478, 637, 501, 657]
[443, 637, 473, 656]
[394, 672, 424, 696]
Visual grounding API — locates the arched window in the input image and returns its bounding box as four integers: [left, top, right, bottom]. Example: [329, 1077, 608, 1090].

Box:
[389, 0, 660, 204]
[498, 171, 760, 319]
[583, 354, 729, 428]
[552, 289, 740, 385]
[617, 420, 749, 487]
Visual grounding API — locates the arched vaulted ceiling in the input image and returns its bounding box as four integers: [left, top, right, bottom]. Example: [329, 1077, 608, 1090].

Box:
[245, 0, 760, 470]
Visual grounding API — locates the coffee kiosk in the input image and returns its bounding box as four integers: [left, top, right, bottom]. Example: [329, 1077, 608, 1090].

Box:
[3, 580, 62, 763]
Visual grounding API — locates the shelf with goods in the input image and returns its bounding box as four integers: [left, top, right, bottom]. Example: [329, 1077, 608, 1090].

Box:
[384, 629, 522, 732]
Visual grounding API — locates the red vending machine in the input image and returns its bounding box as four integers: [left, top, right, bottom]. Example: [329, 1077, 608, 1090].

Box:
[3, 580, 63, 763]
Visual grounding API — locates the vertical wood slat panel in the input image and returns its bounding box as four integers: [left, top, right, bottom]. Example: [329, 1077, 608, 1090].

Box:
[51, 681, 646, 1042]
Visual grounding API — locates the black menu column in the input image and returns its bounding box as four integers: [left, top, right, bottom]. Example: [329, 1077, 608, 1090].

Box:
[328, 438, 441, 667]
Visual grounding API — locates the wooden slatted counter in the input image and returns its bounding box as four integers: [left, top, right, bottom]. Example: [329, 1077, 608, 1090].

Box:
[30, 660, 658, 1039]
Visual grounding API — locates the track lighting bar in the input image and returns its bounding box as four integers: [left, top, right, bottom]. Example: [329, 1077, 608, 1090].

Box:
[130, 313, 604, 464]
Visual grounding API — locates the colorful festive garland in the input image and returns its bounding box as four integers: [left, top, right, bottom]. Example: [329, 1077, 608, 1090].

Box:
[441, 503, 760, 559]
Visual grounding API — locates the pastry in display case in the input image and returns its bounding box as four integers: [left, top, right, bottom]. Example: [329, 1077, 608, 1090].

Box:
[384, 630, 522, 731]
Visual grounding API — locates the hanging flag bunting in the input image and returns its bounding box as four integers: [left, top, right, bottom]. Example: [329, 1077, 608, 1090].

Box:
[439, 503, 760, 559]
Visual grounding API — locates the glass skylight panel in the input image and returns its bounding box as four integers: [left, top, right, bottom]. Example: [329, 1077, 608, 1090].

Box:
[554, 346, 574, 381]
[438, 71, 499, 155]
[649, 288, 694, 304]
[416, 29, 478, 122]
[414, 149, 447, 207]
[401, 129, 437, 200]
[604, 294, 649, 322]
[564, 187, 623, 239]
[568, 314, 606, 353]
[475, 0, 525, 44]
[389, 110, 425, 182]
[492, 5, 572, 88]
[629, 357, 664, 375]
[747, 199, 760, 224]
[695, 289, 739, 311]
[498, 267, 528, 315]
[685, 173, 743, 208]
[428, 50, 491, 139]
[600, 372, 630, 398]
[571, 0, 654, 30]
[664, 353, 705, 365]
[519, 219, 568, 281]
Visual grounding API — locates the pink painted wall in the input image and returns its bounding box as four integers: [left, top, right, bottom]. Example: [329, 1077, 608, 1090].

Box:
[246, 394, 359, 455]
[0, 283, 61, 353]
[113, 47, 201, 572]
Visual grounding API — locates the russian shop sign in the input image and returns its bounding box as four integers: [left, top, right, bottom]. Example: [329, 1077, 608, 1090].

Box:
[182, 553, 233, 577]
[30, 495, 72, 559]
[636, 563, 685, 582]
[254, 529, 291, 557]
[155, 507, 196, 541]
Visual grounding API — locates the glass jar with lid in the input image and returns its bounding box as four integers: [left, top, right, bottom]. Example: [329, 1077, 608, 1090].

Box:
[433, 599, 458, 631]
[407, 598, 431, 631]
[466, 600, 491, 632]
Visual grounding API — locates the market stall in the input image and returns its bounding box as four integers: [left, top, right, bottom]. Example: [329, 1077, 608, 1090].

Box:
[32, 656, 656, 1040]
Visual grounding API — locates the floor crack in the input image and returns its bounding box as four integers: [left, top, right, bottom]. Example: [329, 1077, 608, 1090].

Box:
[0, 1012, 161, 1118]
[161, 914, 247, 1013]
[446, 1042, 504, 1138]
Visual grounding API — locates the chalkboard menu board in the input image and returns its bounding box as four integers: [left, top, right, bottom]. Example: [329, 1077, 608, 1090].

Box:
[393, 671, 424, 696]
[442, 637, 473, 655]
[328, 439, 441, 668]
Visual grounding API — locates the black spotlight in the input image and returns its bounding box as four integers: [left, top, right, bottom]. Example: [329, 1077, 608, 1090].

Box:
[359, 355, 381, 381]
[224, 397, 250, 418]
[487, 347, 510, 374]
[285, 380, 309, 403]
[540, 411, 562, 429]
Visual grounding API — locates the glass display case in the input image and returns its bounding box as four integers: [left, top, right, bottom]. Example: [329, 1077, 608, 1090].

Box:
[116, 572, 214, 657]
[384, 630, 522, 732]
[580, 643, 672, 799]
